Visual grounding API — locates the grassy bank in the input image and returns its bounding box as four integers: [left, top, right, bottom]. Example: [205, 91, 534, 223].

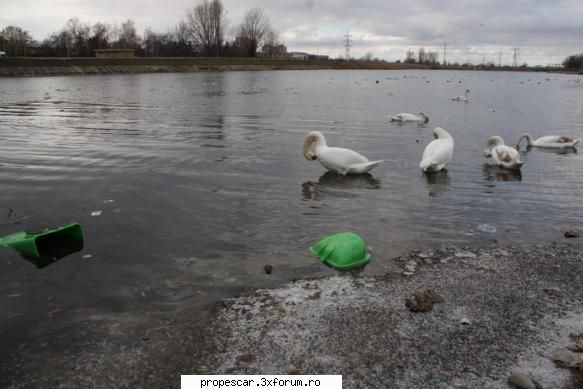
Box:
[0, 57, 430, 77]
[0, 57, 579, 77]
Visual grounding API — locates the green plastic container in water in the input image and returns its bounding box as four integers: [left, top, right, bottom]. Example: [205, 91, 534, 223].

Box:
[0, 223, 84, 268]
[309, 232, 372, 270]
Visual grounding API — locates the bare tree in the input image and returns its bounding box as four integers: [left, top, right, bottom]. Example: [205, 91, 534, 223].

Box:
[238, 8, 270, 57]
[426, 51, 439, 65]
[1, 26, 34, 56]
[91, 22, 111, 50]
[64, 17, 91, 56]
[184, 0, 226, 56]
[261, 28, 284, 58]
[404, 50, 415, 63]
[114, 19, 141, 49]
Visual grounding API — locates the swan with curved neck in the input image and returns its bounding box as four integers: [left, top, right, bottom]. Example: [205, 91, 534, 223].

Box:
[390, 112, 429, 123]
[516, 132, 580, 149]
[303, 131, 383, 175]
[452, 89, 470, 102]
[419, 127, 454, 173]
[484, 136, 523, 169]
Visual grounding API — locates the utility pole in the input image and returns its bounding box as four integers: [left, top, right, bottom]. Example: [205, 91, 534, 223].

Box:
[498, 50, 502, 67]
[344, 29, 352, 60]
[443, 42, 447, 65]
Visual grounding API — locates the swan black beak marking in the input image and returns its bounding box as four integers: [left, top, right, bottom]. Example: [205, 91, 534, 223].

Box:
[311, 155, 318, 160]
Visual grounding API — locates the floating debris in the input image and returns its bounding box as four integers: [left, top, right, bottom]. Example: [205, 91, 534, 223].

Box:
[477, 224, 497, 233]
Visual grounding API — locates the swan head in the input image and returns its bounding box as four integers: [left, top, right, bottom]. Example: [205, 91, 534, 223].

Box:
[418, 112, 429, 123]
[484, 136, 505, 157]
[303, 131, 325, 161]
[433, 127, 452, 140]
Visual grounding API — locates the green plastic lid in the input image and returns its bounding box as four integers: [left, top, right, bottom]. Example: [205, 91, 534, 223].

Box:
[309, 232, 372, 270]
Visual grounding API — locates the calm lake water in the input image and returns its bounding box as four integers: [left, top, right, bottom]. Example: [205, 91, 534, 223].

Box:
[1, 69, 582, 351]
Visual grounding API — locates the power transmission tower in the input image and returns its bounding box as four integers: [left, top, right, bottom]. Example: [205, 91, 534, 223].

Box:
[443, 42, 447, 65]
[344, 29, 352, 60]
[512, 47, 520, 67]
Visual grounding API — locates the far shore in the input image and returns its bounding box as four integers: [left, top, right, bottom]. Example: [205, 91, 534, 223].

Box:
[0, 57, 581, 77]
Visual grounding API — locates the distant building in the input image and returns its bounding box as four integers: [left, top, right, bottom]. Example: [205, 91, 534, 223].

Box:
[289, 52, 310, 60]
[94, 49, 135, 58]
[288, 52, 329, 61]
[309, 54, 329, 61]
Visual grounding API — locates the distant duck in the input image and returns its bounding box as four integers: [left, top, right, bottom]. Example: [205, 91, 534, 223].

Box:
[303, 131, 383, 175]
[484, 136, 523, 169]
[516, 132, 580, 149]
[419, 127, 454, 173]
[452, 89, 470, 101]
[390, 112, 429, 123]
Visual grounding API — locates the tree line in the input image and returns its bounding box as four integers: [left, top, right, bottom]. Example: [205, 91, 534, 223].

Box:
[0, 0, 280, 58]
[563, 54, 583, 69]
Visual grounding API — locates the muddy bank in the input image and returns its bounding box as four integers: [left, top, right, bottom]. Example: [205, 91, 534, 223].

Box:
[1, 243, 583, 388]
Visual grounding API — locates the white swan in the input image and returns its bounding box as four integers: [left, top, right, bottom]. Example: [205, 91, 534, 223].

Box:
[516, 132, 580, 149]
[452, 89, 470, 101]
[303, 131, 383, 175]
[484, 136, 523, 169]
[389, 112, 429, 123]
[419, 127, 454, 173]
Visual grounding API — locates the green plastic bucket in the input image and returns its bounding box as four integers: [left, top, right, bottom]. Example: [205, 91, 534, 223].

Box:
[310, 232, 372, 270]
[0, 223, 84, 268]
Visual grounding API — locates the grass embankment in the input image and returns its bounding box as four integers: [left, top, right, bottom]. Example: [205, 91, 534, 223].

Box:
[0, 57, 430, 77]
[0, 57, 579, 77]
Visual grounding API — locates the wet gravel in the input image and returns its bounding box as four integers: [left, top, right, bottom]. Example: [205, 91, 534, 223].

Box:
[2, 243, 583, 388]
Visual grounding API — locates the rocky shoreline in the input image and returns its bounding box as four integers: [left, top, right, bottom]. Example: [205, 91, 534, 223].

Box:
[2, 243, 582, 388]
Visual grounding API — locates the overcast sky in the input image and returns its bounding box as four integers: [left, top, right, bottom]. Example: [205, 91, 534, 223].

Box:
[2, 0, 582, 65]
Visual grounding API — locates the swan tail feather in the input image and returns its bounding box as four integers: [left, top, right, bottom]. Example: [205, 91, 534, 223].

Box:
[350, 160, 383, 173]
[419, 158, 434, 172]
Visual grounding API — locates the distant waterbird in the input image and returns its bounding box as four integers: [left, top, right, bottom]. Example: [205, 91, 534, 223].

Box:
[452, 89, 470, 102]
[516, 133, 580, 149]
[390, 112, 429, 123]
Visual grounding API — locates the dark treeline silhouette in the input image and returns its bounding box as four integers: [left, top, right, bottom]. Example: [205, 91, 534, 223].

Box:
[563, 54, 583, 68]
[0, 0, 281, 58]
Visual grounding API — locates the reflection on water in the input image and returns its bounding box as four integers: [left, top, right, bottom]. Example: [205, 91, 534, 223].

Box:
[423, 170, 451, 196]
[302, 171, 382, 201]
[522, 146, 578, 155]
[482, 164, 523, 182]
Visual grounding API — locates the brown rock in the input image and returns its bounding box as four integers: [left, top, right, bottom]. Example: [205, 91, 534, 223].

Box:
[564, 230, 579, 238]
[405, 290, 444, 312]
[508, 371, 543, 389]
[264, 264, 273, 274]
[236, 354, 256, 364]
[289, 368, 301, 375]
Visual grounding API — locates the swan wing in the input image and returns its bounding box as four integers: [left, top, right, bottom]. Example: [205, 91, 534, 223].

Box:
[534, 135, 579, 147]
[318, 146, 372, 174]
[420, 139, 453, 171]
